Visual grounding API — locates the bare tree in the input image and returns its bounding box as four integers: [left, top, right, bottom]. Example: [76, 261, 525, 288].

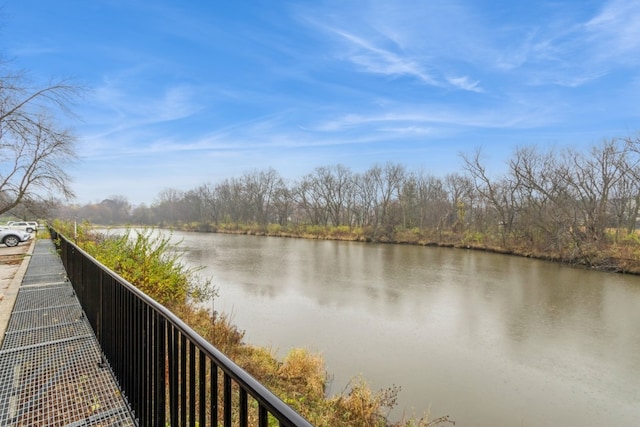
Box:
[214, 178, 246, 223]
[509, 145, 576, 250]
[462, 149, 521, 244]
[563, 140, 631, 243]
[153, 188, 184, 224]
[293, 174, 330, 226]
[444, 173, 475, 232]
[301, 165, 355, 227]
[418, 173, 450, 230]
[241, 168, 284, 227]
[619, 137, 640, 233]
[272, 182, 294, 226]
[0, 64, 80, 215]
[365, 163, 406, 238]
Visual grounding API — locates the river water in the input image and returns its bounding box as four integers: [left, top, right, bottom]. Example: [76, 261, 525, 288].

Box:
[165, 230, 639, 426]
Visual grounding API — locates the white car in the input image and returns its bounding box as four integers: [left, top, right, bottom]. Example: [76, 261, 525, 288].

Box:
[8, 221, 38, 233]
[0, 228, 32, 247]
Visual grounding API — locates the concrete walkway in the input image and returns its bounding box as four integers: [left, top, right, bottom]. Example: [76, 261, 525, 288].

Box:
[0, 239, 136, 426]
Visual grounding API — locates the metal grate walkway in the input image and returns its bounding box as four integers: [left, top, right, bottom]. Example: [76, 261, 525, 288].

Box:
[0, 240, 136, 426]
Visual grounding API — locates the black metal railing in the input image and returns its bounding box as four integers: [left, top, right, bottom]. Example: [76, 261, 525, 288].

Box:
[52, 230, 313, 427]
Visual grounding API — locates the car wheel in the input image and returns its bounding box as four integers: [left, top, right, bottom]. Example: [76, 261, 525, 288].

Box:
[26, 228, 34, 233]
[3, 236, 20, 247]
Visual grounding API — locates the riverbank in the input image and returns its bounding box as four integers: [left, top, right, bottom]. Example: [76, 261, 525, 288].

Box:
[169, 228, 640, 427]
[171, 222, 640, 275]
[56, 221, 454, 427]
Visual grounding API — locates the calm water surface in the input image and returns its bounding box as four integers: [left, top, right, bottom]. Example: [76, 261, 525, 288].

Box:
[167, 230, 639, 426]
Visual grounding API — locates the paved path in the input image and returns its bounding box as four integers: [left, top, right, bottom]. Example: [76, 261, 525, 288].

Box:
[0, 239, 136, 426]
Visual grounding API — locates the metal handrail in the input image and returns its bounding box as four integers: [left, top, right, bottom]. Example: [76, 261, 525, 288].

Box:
[52, 230, 313, 427]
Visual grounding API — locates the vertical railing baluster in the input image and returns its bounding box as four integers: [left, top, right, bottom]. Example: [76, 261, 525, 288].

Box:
[199, 350, 206, 425]
[140, 302, 147, 425]
[128, 293, 134, 420]
[180, 334, 187, 425]
[224, 373, 232, 427]
[126, 289, 135, 418]
[145, 304, 153, 426]
[210, 360, 218, 427]
[99, 271, 106, 360]
[189, 341, 196, 426]
[154, 312, 166, 425]
[144, 304, 150, 425]
[239, 389, 248, 427]
[149, 304, 155, 425]
[138, 298, 145, 423]
[167, 324, 177, 426]
[259, 405, 268, 427]
[117, 283, 125, 398]
[120, 287, 127, 407]
[135, 298, 143, 422]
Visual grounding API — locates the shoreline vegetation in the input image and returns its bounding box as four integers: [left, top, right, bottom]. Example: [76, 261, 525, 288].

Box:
[171, 221, 640, 275]
[52, 220, 454, 427]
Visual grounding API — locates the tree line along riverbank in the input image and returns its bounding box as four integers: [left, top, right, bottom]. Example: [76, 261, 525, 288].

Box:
[54, 138, 640, 275]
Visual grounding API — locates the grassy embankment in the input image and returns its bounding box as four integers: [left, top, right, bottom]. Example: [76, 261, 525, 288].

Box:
[51, 221, 452, 427]
[175, 221, 640, 274]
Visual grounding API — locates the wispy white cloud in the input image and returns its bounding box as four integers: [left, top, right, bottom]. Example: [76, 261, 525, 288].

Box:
[300, 2, 486, 93]
[584, 0, 640, 63]
[446, 76, 483, 93]
[327, 0, 638, 94]
[327, 28, 439, 86]
[312, 102, 557, 134]
[9, 42, 59, 57]
[80, 76, 207, 144]
[492, 0, 640, 87]
[378, 126, 433, 135]
[495, 29, 545, 71]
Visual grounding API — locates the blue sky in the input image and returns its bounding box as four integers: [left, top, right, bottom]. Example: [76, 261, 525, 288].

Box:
[3, 0, 640, 205]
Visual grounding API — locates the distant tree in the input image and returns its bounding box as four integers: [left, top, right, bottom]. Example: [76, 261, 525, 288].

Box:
[131, 203, 153, 225]
[365, 163, 406, 237]
[0, 61, 81, 215]
[444, 173, 475, 231]
[173, 183, 222, 227]
[297, 165, 355, 227]
[153, 188, 184, 224]
[293, 174, 330, 226]
[462, 149, 521, 244]
[214, 178, 246, 223]
[240, 168, 284, 227]
[100, 195, 131, 224]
